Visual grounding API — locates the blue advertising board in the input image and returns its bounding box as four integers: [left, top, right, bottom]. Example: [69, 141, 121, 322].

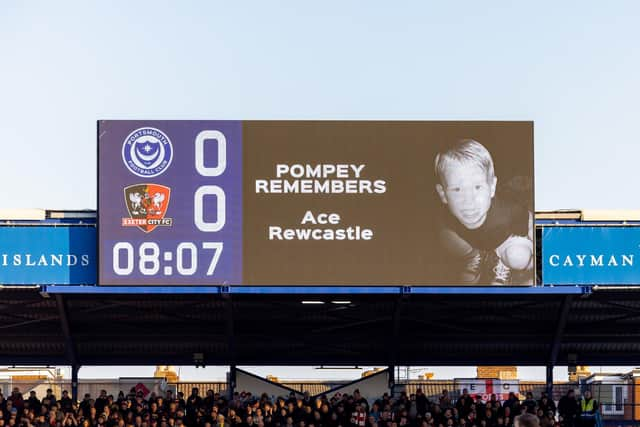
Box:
[0, 227, 96, 285]
[542, 227, 640, 285]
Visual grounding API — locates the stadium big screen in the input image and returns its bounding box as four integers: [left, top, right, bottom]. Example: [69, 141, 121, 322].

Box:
[98, 121, 534, 286]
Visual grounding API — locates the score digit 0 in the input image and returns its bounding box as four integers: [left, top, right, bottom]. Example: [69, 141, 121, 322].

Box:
[194, 130, 227, 232]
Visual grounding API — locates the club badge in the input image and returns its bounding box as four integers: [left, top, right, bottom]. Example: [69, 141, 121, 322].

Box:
[122, 184, 173, 233]
[122, 127, 173, 177]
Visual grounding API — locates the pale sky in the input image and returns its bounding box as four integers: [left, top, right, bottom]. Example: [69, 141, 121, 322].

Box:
[1, 1, 639, 381]
[1, 1, 640, 210]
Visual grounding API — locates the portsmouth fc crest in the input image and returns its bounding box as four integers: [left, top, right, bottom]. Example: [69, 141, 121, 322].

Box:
[122, 127, 173, 177]
[122, 184, 173, 233]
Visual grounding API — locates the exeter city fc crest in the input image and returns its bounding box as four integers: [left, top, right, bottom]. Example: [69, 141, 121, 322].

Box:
[122, 184, 173, 233]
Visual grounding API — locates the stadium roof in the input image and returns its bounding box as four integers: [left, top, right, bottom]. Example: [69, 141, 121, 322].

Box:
[1, 287, 639, 366]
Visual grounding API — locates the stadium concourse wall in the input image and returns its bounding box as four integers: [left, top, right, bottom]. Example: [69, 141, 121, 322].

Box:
[235, 368, 390, 403]
[0, 369, 390, 403]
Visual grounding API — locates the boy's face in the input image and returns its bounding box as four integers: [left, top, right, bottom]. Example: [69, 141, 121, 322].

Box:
[436, 163, 496, 229]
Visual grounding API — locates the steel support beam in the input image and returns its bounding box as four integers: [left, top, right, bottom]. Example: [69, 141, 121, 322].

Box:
[390, 295, 407, 365]
[549, 295, 573, 364]
[547, 294, 573, 396]
[223, 293, 236, 364]
[55, 294, 78, 367]
[546, 364, 553, 396]
[56, 295, 81, 402]
[388, 365, 396, 397]
[229, 365, 237, 399]
[71, 364, 80, 403]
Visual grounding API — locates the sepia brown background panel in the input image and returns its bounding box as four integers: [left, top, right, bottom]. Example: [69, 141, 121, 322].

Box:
[242, 121, 533, 285]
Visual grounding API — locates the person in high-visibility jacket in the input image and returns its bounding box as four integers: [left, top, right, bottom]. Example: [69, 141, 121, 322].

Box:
[579, 390, 599, 427]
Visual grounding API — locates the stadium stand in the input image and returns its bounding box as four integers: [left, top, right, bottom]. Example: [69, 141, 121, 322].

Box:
[0, 386, 599, 427]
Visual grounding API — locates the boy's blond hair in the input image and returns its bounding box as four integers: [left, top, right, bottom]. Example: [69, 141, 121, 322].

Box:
[434, 139, 495, 184]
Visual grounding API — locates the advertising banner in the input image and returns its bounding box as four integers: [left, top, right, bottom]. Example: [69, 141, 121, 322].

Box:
[0, 227, 96, 285]
[98, 121, 533, 286]
[542, 227, 640, 285]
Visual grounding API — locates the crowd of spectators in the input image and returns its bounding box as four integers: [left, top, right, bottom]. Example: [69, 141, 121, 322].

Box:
[0, 386, 598, 427]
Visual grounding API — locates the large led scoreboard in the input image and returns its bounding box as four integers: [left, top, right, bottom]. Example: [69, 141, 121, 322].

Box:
[98, 120, 535, 287]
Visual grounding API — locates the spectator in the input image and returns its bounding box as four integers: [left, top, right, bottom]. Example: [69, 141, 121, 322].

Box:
[484, 408, 495, 427]
[351, 404, 367, 427]
[537, 395, 555, 416]
[62, 411, 79, 426]
[539, 410, 555, 427]
[0, 387, 571, 427]
[487, 394, 501, 413]
[60, 390, 74, 413]
[578, 391, 597, 427]
[503, 393, 520, 416]
[522, 393, 537, 415]
[79, 393, 93, 419]
[455, 390, 472, 419]
[475, 395, 486, 420]
[177, 392, 186, 411]
[558, 390, 579, 427]
[28, 390, 42, 414]
[439, 391, 452, 410]
[515, 413, 539, 427]
[416, 390, 429, 418]
[44, 388, 58, 408]
[95, 390, 109, 415]
[188, 388, 203, 424]
[9, 387, 24, 415]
